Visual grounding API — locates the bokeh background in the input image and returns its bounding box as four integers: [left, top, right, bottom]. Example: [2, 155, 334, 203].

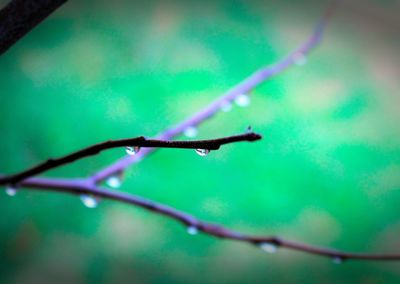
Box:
[1, 0, 400, 283]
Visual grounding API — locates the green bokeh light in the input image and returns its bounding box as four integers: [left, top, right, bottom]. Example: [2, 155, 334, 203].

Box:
[1, 0, 400, 283]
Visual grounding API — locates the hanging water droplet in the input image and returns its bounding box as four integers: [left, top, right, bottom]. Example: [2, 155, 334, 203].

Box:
[106, 175, 122, 188]
[80, 194, 98, 208]
[195, 149, 210, 156]
[184, 126, 198, 138]
[126, 146, 140, 156]
[5, 185, 17, 197]
[293, 52, 307, 66]
[234, 93, 250, 107]
[187, 226, 199, 235]
[332, 256, 343, 264]
[259, 242, 278, 253]
[220, 101, 233, 112]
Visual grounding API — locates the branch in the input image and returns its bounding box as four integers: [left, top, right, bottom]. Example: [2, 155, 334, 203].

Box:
[0, 132, 261, 186]
[5, 0, 391, 263]
[11, 177, 400, 262]
[0, 0, 68, 55]
[90, 1, 338, 184]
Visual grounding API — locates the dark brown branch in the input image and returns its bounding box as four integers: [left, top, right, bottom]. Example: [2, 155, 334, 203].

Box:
[0, 132, 262, 185]
[0, 0, 67, 55]
[15, 177, 400, 261]
[4, 0, 395, 263]
[90, 0, 338, 184]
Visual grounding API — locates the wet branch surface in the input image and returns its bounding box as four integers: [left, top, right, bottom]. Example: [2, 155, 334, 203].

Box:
[0, 132, 261, 185]
[2, 0, 399, 262]
[18, 177, 400, 261]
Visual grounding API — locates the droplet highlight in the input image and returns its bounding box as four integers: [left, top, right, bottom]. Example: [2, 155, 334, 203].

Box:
[5, 185, 17, 197]
[234, 93, 250, 107]
[126, 146, 140, 156]
[80, 194, 98, 208]
[195, 149, 210, 156]
[106, 175, 122, 188]
[184, 126, 198, 138]
[259, 242, 278, 253]
[332, 256, 343, 264]
[293, 52, 307, 66]
[187, 226, 199, 235]
[220, 101, 233, 112]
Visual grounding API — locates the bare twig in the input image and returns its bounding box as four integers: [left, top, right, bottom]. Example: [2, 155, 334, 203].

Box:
[0, 132, 261, 186]
[4, 0, 396, 263]
[13, 177, 400, 262]
[90, 1, 338, 184]
[0, 0, 68, 55]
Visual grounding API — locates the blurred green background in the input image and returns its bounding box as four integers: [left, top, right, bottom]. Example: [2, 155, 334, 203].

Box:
[1, 0, 400, 283]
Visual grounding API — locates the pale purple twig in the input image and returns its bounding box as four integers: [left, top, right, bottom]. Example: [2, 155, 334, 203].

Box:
[15, 176, 400, 261]
[90, 1, 337, 184]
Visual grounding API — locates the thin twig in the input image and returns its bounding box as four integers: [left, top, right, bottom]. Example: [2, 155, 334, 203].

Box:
[6, 0, 395, 263]
[90, 1, 337, 184]
[12, 177, 400, 261]
[0, 132, 261, 185]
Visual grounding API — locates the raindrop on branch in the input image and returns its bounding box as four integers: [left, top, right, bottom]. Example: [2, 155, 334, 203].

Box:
[220, 101, 233, 112]
[5, 185, 17, 197]
[80, 194, 98, 208]
[184, 126, 198, 138]
[187, 226, 199, 235]
[126, 146, 140, 156]
[195, 149, 210, 157]
[234, 93, 250, 107]
[259, 242, 278, 253]
[332, 256, 343, 264]
[293, 52, 307, 66]
[106, 175, 122, 188]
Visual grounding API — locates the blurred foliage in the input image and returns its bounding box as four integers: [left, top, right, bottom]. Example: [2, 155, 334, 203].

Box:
[1, 0, 400, 283]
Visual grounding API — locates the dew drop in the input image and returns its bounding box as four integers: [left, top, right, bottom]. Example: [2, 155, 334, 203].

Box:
[106, 175, 122, 188]
[234, 93, 250, 107]
[220, 101, 233, 112]
[195, 149, 210, 156]
[184, 126, 198, 138]
[293, 52, 307, 66]
[126, 146, 140, 156]
[259, 242, 278, 253]
[80, 194, 98, 208]
[187, 226, 199, 235]
[5, 185, 17, 197]
[332, 256, 343, 264]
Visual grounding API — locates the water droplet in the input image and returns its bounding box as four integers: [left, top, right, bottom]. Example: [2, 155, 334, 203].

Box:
[126, 146, 140, 156]
[220, 101, 233, 112]
[195, 149, 210, 156]
[247, 125, 252, 132]
[184, 126, 198, 138]
[293, 52, 307, 66]
[80, 194, 98, 208]
[106, 175, 122, 188]
[259, 242, 277, 253]
[187, 226, 199, 235]
[234, 93, 250, 107]
[332, 256, 343, 264]
[5, 185, 17, 197]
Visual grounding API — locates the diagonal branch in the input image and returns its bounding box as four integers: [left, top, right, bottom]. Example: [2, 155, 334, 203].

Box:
[0, 132, 261, 186]
[0, 0, 68, 55]
[11, 176, 400, 262]
[90, 1, 338, 184]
